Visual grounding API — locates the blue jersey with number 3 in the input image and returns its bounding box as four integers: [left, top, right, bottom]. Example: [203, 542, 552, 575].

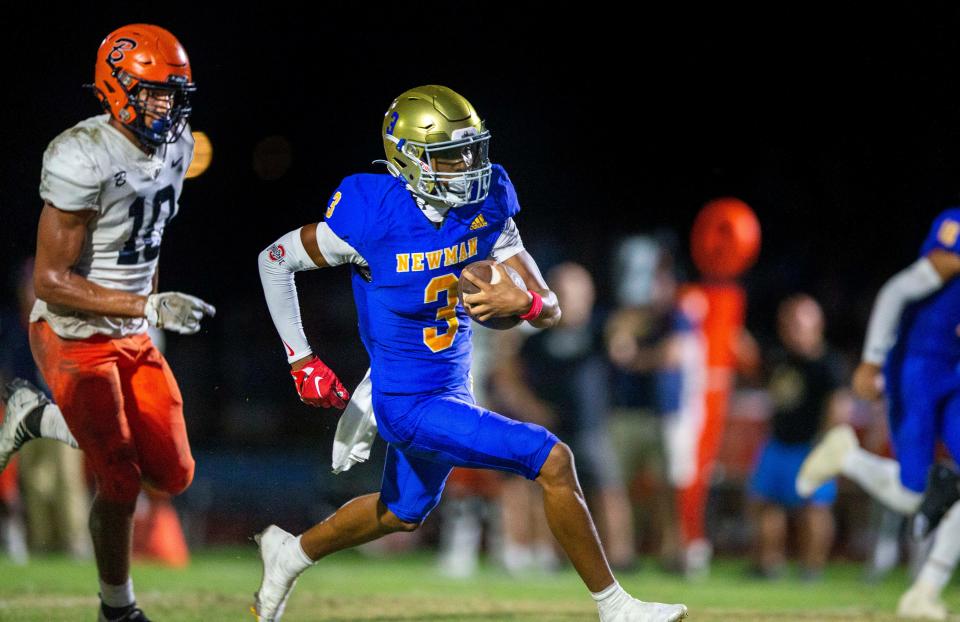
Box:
[896, 208, 960, 360]
[323, 165, 520, 394]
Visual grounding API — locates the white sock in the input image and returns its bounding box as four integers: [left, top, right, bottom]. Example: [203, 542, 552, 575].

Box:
[592, 581, 632, 619]
[842, 448, 921, 514]
[282, 535, 315, 576]
[40, 404, 78, 449]
[916, 500, 960, 594]
[99, 578, 135, 608]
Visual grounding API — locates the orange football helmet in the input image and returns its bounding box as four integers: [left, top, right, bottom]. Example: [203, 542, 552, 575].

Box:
[690, 197, 761, 279]
[92, 24, 195, 147]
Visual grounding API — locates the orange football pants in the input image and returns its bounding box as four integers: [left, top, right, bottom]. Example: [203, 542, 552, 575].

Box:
[29, 321, 194, 504]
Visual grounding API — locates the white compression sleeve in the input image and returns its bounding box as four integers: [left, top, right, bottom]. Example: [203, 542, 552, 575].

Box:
[258, 228, 318, 363]
[862, 257, 943, 365]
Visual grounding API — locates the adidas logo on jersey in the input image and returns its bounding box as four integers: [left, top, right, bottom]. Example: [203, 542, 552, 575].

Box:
[469, 214, 488, 231]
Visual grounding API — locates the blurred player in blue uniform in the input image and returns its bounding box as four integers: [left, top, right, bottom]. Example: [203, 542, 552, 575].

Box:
[255, 86, 688, 622]
[797, 209, 960, 620]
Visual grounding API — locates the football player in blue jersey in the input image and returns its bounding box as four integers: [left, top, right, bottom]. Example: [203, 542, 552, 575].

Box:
[255, 86, 688, 622]
[797, 209, 960, 620]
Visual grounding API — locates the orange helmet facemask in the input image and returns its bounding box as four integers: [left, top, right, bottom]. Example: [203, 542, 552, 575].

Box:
[92, 24, 195, 148]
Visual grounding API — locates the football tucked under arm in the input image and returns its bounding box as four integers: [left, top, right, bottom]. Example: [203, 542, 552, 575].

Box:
[458, 260, 526, 329]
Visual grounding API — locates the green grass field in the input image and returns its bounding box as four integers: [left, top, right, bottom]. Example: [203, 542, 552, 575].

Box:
[0, 549, 955, 621]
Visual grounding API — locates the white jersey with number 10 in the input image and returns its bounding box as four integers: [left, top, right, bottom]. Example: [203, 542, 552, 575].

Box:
[31, 113, 194, 339]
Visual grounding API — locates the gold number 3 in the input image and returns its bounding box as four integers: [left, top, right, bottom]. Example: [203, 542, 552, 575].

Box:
[423, 274, 460, 352]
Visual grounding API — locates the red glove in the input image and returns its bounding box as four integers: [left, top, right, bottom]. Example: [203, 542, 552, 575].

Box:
[290, 356, 350, 409]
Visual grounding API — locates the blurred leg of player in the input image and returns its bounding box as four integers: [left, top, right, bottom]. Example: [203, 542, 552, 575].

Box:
[799, 357, 960, 620]
[662, 359, 709, 578]
[751, 438, 837, 579]
[797, 354, 953, 515]
[798, 503, 835, 580]
[0, 379, 78, 470]
[798, 423, 922, 513]
[897, 498, 959, 620]
[254, 385, 687, 621]
[436, 468, 500, 578]
[897, 392, 960, 620]
[0, 457, 28, 565]
[0, 381, 85, 561]
[675, 382, 725, 578]
[499, 476, 556, 574]
[30, 322, 193, 621]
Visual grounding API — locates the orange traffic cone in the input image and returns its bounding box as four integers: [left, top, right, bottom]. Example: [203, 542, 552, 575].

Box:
[133, 491, 190, 567]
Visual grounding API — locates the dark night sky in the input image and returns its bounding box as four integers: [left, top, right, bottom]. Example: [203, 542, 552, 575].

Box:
[4, 8, 960, 443]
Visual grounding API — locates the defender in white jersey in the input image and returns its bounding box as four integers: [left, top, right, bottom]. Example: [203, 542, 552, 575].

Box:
[32, 112, 195, 338]
[0, 24, 214, 622]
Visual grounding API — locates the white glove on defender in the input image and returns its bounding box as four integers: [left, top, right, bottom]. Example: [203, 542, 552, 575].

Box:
[145, 292, 216, 335]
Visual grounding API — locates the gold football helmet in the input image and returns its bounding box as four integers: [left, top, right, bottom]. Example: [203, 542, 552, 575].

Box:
[380, 85, 492, 207]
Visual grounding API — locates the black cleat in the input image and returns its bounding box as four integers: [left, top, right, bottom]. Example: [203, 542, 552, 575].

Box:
[912, 463, 960, 540]
[98, 601, 152, 621]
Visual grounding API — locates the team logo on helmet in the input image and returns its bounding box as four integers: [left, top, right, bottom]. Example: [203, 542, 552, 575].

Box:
[386, 112, 399, 136]
[108, 38, 137, 64]
[379, 86, 492, 209]
[93, 25, 195, 149]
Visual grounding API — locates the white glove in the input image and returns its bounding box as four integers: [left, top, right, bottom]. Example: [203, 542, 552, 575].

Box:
[144, 292, 216, 335]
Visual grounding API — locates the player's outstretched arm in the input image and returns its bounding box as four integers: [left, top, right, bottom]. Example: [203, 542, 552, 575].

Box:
[257, 223, 349, 409]
[855, 249, 960, 399]
[34, 202, 214, 334]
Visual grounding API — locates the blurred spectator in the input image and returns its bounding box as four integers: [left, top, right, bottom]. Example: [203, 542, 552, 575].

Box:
[605, 236, 705, 573]
[509, 262, 636, 570]
[748, 294, 852, 580]
[436, 325, 506, 578]
[491, 322, 564, 575]
[0, 259, 90, 559]
[859, 406, 932, 582]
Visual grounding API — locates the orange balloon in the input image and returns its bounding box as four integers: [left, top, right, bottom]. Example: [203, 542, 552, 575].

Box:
[691, 197, 761, 279]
